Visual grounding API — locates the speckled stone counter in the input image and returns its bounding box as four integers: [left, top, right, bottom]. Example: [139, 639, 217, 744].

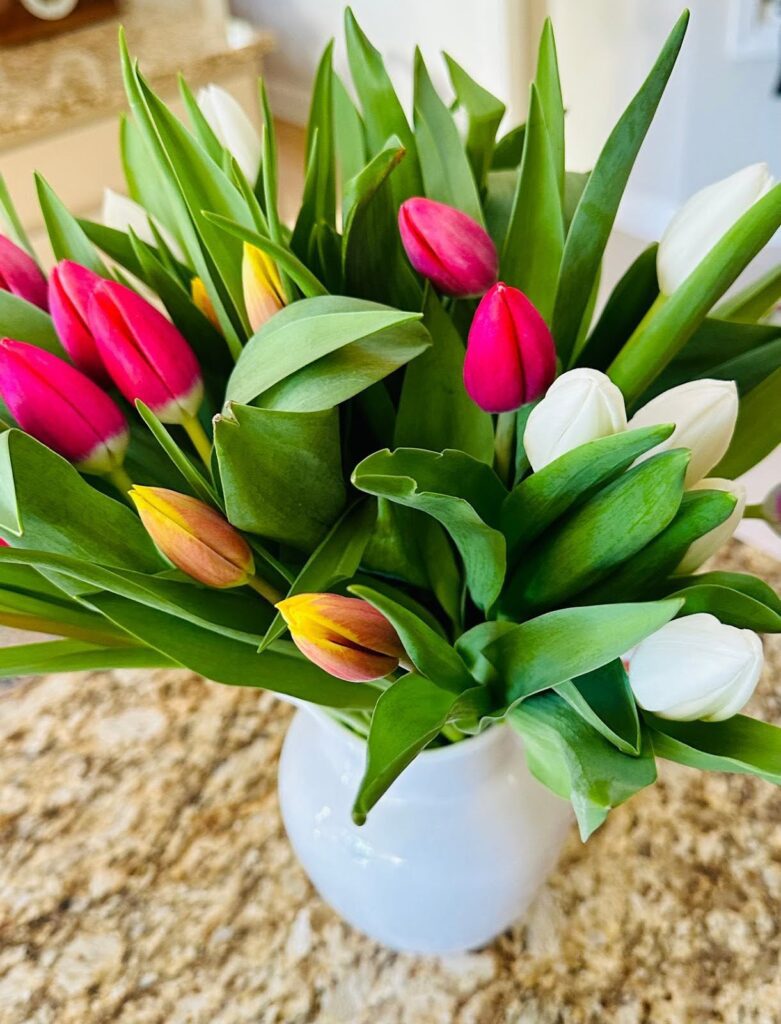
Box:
[1, 541, 780, 1024]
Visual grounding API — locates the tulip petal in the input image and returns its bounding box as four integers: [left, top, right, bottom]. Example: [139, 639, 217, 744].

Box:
[0, 338, 128, 473]
[399, 198, 497, 298]
[130, 486, 254, 588]
[88, 280, 203, 423]
[49, 261, 108, 382]
[0, 235, 48, 311]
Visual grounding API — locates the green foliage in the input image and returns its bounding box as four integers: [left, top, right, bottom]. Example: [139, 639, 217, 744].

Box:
[353, 448, 507, 611]
[510, 694, 657, 840]
[501, 451, 688, 617]
[215, 403, 346, 552]
[552, 12, 689, 364]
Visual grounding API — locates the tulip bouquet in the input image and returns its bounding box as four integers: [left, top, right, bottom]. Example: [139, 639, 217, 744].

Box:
[1, 8, 781, 841]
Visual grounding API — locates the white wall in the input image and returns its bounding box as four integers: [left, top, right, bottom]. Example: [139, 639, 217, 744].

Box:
[231, 0, 535, 127]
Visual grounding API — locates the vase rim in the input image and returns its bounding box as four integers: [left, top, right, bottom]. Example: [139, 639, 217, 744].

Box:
[306, 702, 505, 764]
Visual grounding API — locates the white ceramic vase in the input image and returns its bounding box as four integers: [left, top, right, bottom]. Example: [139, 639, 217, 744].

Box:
[278, 707, 573, 955]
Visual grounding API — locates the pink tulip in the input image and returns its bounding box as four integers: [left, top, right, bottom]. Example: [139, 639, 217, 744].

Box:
[463, 282, 557, 413]
[0, 338, 128, 474]
[48, 261, 108, 382]
[87, 279, 203, 424]
[398, 197, 498, 298]
[0, 235, 48, 311]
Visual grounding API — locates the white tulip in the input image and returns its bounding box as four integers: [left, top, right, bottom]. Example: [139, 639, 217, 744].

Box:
[523, 368, 627, 471]
[675, 478, 746, 575]
[627, 379, 738, 487]
[627, 613, 763, 722]
[657, 163, 774, 295]
[197, 84, 261, 185]
[101, 189, 185, 263]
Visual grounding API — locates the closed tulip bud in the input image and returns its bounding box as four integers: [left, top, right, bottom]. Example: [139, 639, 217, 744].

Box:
[87, 279, 203, 425]
[276, 593, 406, 682]
[197, 84, 261, 185]
[241, 243, 285, 332]
[399, 197, 498, 298]
[101, 189, 185, 263]
[523, 368, 626, 471]
[627, 613, 763, 722]
[657, 163, 774, 295]
[463, 282, 556, 413]
[191, 276, 221, 331]
[627, 379, 738, 487]
[48, 261, 107, 382]
[130, 487, 254, 588]
[0, 234, 48, 311]
[675, 478, 745, 574]
[0, 338, 128, 474]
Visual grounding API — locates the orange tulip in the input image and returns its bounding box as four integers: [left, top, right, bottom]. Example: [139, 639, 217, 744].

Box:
[276, 593, 405, 682]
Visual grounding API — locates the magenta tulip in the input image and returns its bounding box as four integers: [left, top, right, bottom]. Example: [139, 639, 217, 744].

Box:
[0, 235, 48, 311]
[0, 338, 128, 474]
[48, 260, 108, 382]
[463, 282, 557, 413]
[87, 279, 203, 425]
[398, 197, 498, 298]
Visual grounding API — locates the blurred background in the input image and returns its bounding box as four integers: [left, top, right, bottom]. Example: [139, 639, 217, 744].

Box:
[1, 0, 780, 552]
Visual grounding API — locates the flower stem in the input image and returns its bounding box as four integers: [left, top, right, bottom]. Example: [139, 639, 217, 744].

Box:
[744, 503, 765, 520]
[182, 414, 213, 468]
[494, 411, 516, 487]
[106, 464, 134, 502]
[246, 573, 284, 605]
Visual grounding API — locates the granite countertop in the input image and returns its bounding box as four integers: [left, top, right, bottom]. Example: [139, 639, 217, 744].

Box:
[0, 0, 273, 151]
[1, 540, 780, 1024]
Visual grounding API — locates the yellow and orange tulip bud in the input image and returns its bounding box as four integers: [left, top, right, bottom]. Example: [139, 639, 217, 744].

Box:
[130, 486, 254, 588]
[190, 276, 221, 331]
[241, 242, 285, 332]
[276, 593, 406, 682]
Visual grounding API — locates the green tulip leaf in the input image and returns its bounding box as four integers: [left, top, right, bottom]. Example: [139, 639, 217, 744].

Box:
[610, 183, 781, 402]
[344, 8, 422, 205]
[353, 447, 507, 611]
[352, 672, 492, 824]
[0, 638, 173, 679]
[713, 366, 781, 479]
[670, 571, 781, 616]
[0, 291, 64, 357]
[342, 140, 421, 309]
[716, 264, 781, 323]
[646, 714, 781, 786]
[350, 583, 474, 692]
[413, 49, 484, 225]
[333, 72, 368, 193]
[501, 424, 674, 563]
[665, 584, 781, 633]
[215, 402, 345, 552]
[485, 598, 683, 707]
[89, 591, 380, 710]
[501, 83, 564, 320]
[576, 244, 659, 371]
[579, 490, 738, 604]
[259, 500, 377, 652]
[509, 693, 657, 841]
[35, 174, 109, 275]
[501, 450, 687, 617]
[394, 287, 494, 463]
[552, 11, 689, 364]
[0, 431, 162, 571]
[444, 54, 505, 190]
[225, 295, 424, 408]
[555, 659, 641, 755]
